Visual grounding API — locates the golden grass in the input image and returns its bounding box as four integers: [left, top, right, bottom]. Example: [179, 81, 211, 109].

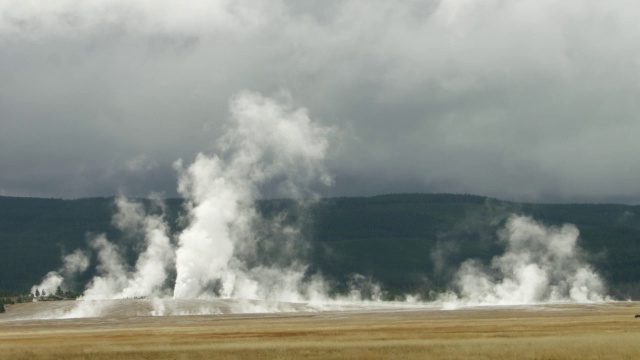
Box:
[2, 302, 640, 359]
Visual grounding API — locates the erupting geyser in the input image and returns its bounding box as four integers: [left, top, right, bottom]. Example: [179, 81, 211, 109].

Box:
[36, 90, 335, 303]
[171, 91, 333, 300]
[29, 90, 612, 319]
[440, 215, 610, 308]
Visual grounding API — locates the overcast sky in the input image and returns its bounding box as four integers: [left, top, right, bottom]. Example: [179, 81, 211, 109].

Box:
[2, 0, 640, 203]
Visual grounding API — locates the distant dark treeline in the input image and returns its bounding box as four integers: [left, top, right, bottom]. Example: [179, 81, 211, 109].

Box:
[1, 194, 640, 298]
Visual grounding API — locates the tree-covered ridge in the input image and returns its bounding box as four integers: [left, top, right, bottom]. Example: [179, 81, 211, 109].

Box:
[1, 194, 639, 298]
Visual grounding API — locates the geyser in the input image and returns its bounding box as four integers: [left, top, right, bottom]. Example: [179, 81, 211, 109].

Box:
[33, 90, 344, 317]
[172, 90, 333, 299]
[439, 215, 610, 308]
[170, 90, 337, 303]
[29, 91, 612, 319]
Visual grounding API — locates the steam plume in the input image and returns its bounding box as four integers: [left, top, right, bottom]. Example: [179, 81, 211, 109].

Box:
[172, 90, 333, 300]
[440, 215, 609, 308]
[28, 91, 612, 319]
[31, 90, 342, 317]
[31, 249, 89, 296]
[79, 197, 174, 300]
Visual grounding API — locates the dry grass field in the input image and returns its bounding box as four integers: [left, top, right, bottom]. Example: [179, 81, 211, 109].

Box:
[1, 301, 640, 359]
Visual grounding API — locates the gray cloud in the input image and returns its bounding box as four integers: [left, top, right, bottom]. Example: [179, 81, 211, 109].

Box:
[2, 0, 640, 202]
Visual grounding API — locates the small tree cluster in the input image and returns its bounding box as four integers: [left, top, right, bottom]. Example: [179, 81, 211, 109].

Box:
[28, 286, 82, 301]
[63, 290, 83, 299]
[0, 297, 14, 305]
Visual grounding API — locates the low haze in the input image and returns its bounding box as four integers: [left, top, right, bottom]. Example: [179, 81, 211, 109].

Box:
[2, 0, 640, 203]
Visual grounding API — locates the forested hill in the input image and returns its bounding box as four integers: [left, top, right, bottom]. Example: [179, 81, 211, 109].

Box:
[1, 194, 640, 298]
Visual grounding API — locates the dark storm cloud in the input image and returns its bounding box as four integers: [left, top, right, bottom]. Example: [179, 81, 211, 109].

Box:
[2, 0, 640, 202]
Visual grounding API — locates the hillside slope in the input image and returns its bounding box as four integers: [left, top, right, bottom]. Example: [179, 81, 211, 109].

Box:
[1, 194, 639, 298]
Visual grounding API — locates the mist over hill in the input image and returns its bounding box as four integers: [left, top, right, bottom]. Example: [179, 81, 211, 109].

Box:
[1, 193, 639, 300]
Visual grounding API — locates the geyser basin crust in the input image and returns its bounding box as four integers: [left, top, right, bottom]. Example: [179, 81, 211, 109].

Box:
[0, 298, 432, 321]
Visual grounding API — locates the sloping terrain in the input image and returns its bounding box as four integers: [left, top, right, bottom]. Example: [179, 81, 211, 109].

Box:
[1, 194, 640, 297]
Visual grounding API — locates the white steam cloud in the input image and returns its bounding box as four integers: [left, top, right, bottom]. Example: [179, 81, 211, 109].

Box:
[29, 91, 612, 319]
[30, 90, 361, 318]
[440, 215, 609, 308]
[75, 197, 174, 300]
[31, 249, 89, 296]
[172, 90, 333, 300]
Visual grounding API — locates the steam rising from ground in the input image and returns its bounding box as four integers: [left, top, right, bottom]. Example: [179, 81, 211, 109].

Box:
[30, 249, 89, 296]
[33, 90, 352, 317]
[440, 215, 609, 309]
[172, 91, 332, 300]
[82, 197, 174, 300]
[30, 91, 611, 318]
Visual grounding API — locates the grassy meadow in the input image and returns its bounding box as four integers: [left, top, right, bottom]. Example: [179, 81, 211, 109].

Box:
[1, 301, 640, 359]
